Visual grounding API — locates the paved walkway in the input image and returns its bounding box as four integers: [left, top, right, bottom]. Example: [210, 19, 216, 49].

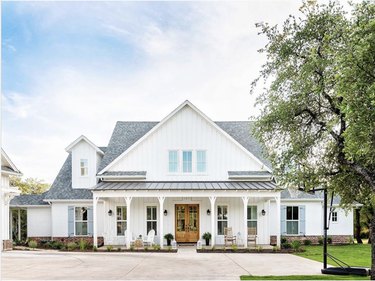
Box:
[2, 247, 323, 280]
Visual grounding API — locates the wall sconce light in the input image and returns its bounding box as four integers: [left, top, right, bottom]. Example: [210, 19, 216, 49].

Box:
[261, 209, 266, 216]
[164, 210, 168, 216]
[108, 210, 113, 216]
[207, 209, 211, 215]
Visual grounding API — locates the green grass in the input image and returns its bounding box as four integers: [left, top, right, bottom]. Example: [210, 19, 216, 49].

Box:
[295, 244, 371, 268]
[240, 275, 369, 280]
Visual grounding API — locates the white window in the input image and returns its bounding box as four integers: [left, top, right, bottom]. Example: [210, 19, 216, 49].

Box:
[80, 159, 88, 176]
[196, 150, 206, 173]
[168, 151, 178, 173]
[286, 206, 299, 235]
[75, 207, 88, 236]
[182, 151, 192, 173]
[332, 210, 338, 222]
[217, 205, 228, 235]
[146, 206, 157, 235]
[247, 206, 257, 233]
[116, 206, 127, 236]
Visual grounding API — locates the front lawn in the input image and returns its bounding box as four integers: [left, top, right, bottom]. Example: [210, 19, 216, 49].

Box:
[295, 244, 371, 268]
[241, 275, 369, 280]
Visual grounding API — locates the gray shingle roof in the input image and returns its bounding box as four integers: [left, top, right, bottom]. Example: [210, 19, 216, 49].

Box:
[98, 122, 158, 172]
[281, 188, 341, 204]
[215, 122, 272, 169]
[10, 193, 49, 206]
[94, 181, 277, 191]
[44, 154, 93, 200]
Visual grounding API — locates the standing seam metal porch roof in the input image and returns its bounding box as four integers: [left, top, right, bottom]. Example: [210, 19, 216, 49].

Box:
[93, 181, 277, 191]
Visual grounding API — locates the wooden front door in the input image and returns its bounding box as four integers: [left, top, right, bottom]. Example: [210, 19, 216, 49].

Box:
[175, 204, 199, 243]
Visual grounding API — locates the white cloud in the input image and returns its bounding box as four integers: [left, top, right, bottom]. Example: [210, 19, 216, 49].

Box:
[3, 1, 318, 182]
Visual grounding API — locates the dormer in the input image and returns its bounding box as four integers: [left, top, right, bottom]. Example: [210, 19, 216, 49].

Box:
[65, 135, 104, 189]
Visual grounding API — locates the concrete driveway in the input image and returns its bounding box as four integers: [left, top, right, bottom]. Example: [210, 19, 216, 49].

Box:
[2, 247, 323, 280]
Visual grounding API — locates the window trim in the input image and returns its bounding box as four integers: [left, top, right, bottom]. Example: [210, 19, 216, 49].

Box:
[182, 150, 193, 173]
[74, 206, 89, 237]
[247, 205, 258, 234]
[116, 205, 127, 237]
[168, 150, 179, 173]
[80, 159, 89, 177]
[196, 150, 207, 173]
[285, 206, 299, 235]
[217, 204, 229, 236]
[331, 210, 338, 223]
[145, 205, 158, 235]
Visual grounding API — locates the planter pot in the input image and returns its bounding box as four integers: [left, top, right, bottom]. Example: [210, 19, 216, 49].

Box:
[205, 239, 210, 246]
[167, 239, 171, 246]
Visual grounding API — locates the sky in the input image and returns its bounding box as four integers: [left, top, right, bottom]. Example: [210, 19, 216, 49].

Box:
[1, 1, 351, 183]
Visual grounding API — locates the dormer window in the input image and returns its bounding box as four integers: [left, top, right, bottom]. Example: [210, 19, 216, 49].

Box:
[80, 159, 88, 176]
[182, 151, 192, 173]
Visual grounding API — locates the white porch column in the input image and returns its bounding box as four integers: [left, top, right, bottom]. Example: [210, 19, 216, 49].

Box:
[125, 197, 133, 249]
[276, 195, 281, 247]
[17, 209, 21, 241]
[158, 197, 165, 249]
[209, 196, 216, 247]
[242, 196, 249, 248]
[93, 195, 99, 248]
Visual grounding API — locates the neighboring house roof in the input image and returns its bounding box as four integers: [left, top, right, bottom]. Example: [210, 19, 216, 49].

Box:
[93, 181, 277, 191]
[281, 188, 341, 204]
[43, 154, 93, 200]
[99, 101, 272, 174]
[1, 149, 22, 175]
[10, 192, 49, 206]
[65, 135, 104, 155]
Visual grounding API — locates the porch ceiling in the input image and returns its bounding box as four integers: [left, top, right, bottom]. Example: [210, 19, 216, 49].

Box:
[93, 181, 277, 191]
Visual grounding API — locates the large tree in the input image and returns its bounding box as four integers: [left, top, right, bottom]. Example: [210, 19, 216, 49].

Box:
[252, 0, 375, 277]
[10, 177, 50, 195]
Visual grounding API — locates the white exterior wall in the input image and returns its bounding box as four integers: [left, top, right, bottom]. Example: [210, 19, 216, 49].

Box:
[109, 106, 266, 180]
[27, 207, 52, 237]
[51, 202, 104, 237]
[102, 196, 271, 246]
[71, 141, 101, 189]
[270, 200, 353, 237]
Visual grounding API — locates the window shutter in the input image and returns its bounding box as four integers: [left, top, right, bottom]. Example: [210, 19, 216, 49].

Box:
[68, 206, 75, 237]
[299, 205, 306, 235]
[280, 206, 287, 235]
[87, 206, 93, 236]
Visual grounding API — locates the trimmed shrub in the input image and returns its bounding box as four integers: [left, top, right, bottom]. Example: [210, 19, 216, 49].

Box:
[106, 245, 113, 252]
[281, 237, 287, 244]
[79, 239, 89, 251]
[231, 244, 238, 251]
[272, 246, 280, 252]
[303, 239, 312, 246]
[152, 244, 161, 250]
[67, 242, 77, 251]
[318, 237, 324, 245]
[28, 240, 37, 249]
[327, 236, 333, 244]
[281, 242, 291, 249]
[93, 246, 98, 252]
[291, 240, 302, 252]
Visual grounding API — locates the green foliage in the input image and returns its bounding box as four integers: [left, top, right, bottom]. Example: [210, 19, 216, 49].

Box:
[303, 239, 312, 246]
[202, 232, 212, 240]
[28, 240, 37, 249]
[152, 244, 161, 250]
[251, 0, 375, 207]
[256, 246, 263, 252]
[231, 244, 238, 251]
[130, 245, 134, 251]
[93, 246, 98, 252]
[272, 246, 280, 252]
[10, 177, 50, 195]
[67, 242, 77, 251]
[106, 245, 113, 252]
[291, 240, 302, 252]
[79, 239, 89, 251]
[327, 236, 333, 244]
[318, 237, 324, 245]
[164, 233, 174, 240]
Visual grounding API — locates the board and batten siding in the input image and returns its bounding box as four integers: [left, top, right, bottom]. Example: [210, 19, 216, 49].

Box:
[109, 105, 265, 181]
[71, 140, 102, 189]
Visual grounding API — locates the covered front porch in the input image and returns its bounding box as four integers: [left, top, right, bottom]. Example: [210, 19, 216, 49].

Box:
[92, 182, 281, 249]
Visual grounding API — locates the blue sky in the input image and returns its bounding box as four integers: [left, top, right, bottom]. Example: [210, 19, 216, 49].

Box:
[2, 1, 341, 182]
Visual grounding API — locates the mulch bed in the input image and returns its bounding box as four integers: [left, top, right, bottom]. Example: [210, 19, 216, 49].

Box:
[197, 248, 300, 253]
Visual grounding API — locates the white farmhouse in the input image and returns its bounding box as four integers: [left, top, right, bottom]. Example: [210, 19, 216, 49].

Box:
[10, 101, 354, 248]
[1, 149, 22, 250]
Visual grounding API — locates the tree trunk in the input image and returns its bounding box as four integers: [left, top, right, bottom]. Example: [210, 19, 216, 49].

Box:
[355, 208, 363, 244]
[371, 210, 375, 280]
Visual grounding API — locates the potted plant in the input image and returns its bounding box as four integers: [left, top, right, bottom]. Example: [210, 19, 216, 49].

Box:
[164, 233, 174, 246]
[202, 232, 211, 246]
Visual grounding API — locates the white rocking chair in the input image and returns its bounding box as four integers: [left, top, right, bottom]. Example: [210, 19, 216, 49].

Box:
[143, 229, 155, 247]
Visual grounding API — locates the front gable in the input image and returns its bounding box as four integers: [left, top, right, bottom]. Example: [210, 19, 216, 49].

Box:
[101, 101, 270, 181]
